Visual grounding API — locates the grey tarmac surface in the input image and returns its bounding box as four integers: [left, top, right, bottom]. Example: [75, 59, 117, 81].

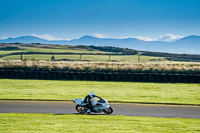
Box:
[0, 100, 200, 119]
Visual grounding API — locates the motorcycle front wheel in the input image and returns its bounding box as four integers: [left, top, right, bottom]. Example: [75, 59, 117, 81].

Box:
[76, 104, 86, 114]
[103, 107, 113, 114]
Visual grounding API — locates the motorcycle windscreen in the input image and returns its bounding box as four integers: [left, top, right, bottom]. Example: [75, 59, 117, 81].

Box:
[74, 98, 83, 105]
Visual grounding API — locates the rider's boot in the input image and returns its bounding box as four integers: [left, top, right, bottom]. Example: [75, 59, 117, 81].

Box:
[87, 109, 91, 115]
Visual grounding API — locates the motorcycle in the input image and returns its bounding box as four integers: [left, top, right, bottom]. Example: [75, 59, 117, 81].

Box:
[73, 96, 113, 114]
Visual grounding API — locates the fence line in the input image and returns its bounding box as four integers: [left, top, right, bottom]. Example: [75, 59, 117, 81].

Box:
[1, 52, 167, 63]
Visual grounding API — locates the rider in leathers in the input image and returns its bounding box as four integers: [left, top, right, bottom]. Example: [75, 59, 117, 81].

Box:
[83, 92, 97, 114]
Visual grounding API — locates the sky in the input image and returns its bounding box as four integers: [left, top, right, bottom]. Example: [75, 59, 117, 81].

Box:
[0, 0, 200, 41]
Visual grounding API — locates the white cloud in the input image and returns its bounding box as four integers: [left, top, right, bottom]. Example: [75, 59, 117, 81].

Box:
[0, 37, 8, 39]
[119, 37, 129, 39]
[31, 34, 65, 40]
[134, 36, 155, 41]
[132, 34, 184, 42]
[2, 33, 184, 42]
[92, 33, 107, 38]
[110, 36, 155, 41]
[157, 34, 184, 42]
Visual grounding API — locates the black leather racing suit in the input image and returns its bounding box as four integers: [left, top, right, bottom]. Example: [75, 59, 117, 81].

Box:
[83, 95, 97, 111]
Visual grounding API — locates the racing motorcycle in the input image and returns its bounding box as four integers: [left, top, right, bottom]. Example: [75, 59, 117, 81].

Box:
[73, 96, 113, 114]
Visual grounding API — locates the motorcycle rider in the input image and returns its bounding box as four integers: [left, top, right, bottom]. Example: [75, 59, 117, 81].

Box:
[83, 92, 97, 114]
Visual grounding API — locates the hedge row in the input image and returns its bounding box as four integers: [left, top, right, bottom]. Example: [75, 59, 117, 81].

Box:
[0, 69, 199, 83]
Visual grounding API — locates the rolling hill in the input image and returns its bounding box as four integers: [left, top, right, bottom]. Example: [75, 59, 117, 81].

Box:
[0, 35, 200, 54]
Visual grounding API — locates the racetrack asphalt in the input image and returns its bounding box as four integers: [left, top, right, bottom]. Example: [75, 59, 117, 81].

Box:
[0, 100, 200, 119]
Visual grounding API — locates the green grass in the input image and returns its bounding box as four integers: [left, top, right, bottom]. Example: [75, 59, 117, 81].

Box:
[0, 50, 27, 55]
[0, 44, 163, 62]
[0, 45, 109, 55]
[0, 79, 200, 105]
[1, 54, 163, 63]
[0, 47, 109, 59]
[21, 46, 108, 53]
[0, 113, 200, 133]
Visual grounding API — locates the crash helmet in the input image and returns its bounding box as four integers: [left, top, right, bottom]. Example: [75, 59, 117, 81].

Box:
[90, 92, 95, 98]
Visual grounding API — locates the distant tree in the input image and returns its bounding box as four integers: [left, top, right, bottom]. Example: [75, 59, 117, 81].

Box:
[89, 45, 138, 55]
[0, 46, 20, 50]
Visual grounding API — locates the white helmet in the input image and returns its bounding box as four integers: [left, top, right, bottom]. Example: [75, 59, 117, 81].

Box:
[90, 92, 95, 98]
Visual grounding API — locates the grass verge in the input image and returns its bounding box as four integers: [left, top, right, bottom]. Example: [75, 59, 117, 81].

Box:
[0, 79, 200, 105]
[0, 113, 200, 133]
[1, 60, 200, 74]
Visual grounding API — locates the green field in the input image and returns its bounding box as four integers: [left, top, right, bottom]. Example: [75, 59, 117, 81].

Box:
[0, 113, 199, 133]
[1, 43, 200, 63]
[0, 45, 109, 55]
[0, 50, 27, 55]
[0, 79, 199, 105]
[1, 54, 163, 62]
[0, 43, 164, 62]
[21, 46, 107, 53]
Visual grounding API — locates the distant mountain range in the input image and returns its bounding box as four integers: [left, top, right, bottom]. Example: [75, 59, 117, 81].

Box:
[0, 35, 200, 54]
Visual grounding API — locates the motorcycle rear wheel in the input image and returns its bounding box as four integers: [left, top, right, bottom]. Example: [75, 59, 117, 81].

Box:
[103, 107, 113, 114]
[76, 105, 86, 114]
